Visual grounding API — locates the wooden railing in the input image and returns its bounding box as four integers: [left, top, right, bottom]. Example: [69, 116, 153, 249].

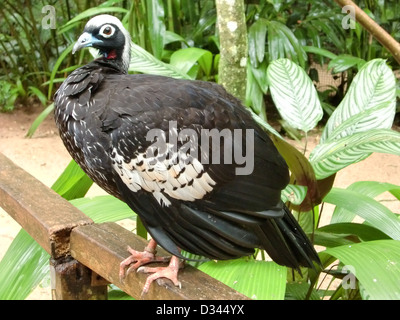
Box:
[0, 153, 248, 300]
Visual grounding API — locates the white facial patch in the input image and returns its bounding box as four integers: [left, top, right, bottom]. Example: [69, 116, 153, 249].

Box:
[85, 14, 131, 72]
[111, 146, 216, 207]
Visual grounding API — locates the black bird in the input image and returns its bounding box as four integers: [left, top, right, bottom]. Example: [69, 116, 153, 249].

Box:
[54, 15, 320, 294]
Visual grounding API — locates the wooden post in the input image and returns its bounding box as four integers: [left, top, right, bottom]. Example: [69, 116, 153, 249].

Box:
[50, 256, 108, 300]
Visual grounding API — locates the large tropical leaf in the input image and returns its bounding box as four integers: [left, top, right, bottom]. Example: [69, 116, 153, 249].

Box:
[324, 240, 400, 300]
[146, 0, 165, 60]
[198, 258, 287, 300]
[267, 21, 307, 68]
[281, 184, 308, 205]
[248, 18, 268, 67]
[169, 47, 213, 79]
[331, 181, 400, 224]
[129, 42, 190, 79]
[0, 229, 49, 300]
[324, 188, 400, 240]
[321, 59, 396, 143]
[310, 129, 400, 179]
[70, 195, 135, 223]
[267, 58, 323, 133]
[248, 19, 306, 68]
[51, 160, 93, 200]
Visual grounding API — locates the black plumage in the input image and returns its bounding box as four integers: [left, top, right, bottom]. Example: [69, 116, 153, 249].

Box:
[54, 15, 320, 288]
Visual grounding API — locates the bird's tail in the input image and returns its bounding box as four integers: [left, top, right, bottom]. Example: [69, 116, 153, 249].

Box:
[258, 205, 320, 271]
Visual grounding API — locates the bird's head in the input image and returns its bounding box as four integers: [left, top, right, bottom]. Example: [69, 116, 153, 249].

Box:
[73, 14, 131, 73]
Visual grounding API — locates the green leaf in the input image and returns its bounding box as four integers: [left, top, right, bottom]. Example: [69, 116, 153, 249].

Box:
[248, 18, 268, 66]
[317, 223, 390, 242]
[271, 135, 321, 210]
[321, 102, 391, 144]
[198, 258, 287, 300]
[245, 64, 266, 115]
[324, 188, 400, 240]
[310, 129, 400, 179]
[286, 282, 321, 300]
[313, 230, 356, 248]
[0, 230, 49, 300]
[267, 21, 307, 68]
[164, 31, 187, 46]
[324, 240, 400, 299]
[48, 43, 74, 100]
[147, 0, 165, 60]
[267, 58, 323, 132]
[26, 103, 55, 138]
[249, 60, 269, 93]
[70, 195, 135, 223]
[281, 184, 308, 205]
[321, 59, 396, 143]
[331, 181, 400, 223]
[51, 160, 93, 200]
[250, 111, 282, 138]
[303, 45, 337, 60]
[170, 47, 213, 78]
[129, 43, 190, 79]
[28, 86, 47, 106]
[328, 54, 366, 73]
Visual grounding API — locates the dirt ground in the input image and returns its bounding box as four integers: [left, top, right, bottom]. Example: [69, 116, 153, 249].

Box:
[0, 104, 399, 300]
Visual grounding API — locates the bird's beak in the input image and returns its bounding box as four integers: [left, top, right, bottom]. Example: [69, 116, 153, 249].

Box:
[72, 32, 104, 54]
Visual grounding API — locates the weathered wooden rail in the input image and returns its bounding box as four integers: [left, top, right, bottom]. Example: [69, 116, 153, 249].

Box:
[0, 153, 248, 300]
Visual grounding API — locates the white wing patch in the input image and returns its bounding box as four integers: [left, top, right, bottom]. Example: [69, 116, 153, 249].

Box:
[111, 146, 216, 207]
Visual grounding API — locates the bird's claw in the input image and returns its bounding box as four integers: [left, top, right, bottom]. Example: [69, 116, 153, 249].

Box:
[119, 245, 170, 282]
[137, 258, 184, 295]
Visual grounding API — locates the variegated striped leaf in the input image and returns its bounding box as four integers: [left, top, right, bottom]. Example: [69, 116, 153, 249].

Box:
[310, 129, 400, 179]
[281, 184, 308, 205]
[321, 59, 396, 143]
[129, 43, 190, 79]
[267, 58, 323, 132]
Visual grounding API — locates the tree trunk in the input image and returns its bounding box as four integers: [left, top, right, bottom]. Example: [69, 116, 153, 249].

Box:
[216, 0, 248, 102]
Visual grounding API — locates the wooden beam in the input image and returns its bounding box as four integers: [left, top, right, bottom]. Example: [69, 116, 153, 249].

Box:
[70, 222, 250, 300]
[1, 152, 249, 300]
[0, 153, 93, 258]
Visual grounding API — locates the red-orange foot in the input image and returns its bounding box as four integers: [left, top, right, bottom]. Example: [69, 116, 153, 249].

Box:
[119, 239, 170, 281]
[137, 255, 183, 295]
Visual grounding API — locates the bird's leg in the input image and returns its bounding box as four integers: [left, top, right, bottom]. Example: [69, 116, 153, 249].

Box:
[137, 255, 184, 295]
[119, 239, 170, 281]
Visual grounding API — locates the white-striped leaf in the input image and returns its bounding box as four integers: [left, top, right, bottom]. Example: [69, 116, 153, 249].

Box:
[267, 58, 323, 132]
[310, 129, 400, 179]
[321, 59, 396, 143]
[129, 43, 190, 79]
[281, 184, 308, 205]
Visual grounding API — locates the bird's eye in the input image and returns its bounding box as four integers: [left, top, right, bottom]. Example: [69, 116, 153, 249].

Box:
[99, 24, 115, 38]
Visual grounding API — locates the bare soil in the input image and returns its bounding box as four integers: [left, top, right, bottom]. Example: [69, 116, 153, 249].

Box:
[0, 104, 399, 299]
